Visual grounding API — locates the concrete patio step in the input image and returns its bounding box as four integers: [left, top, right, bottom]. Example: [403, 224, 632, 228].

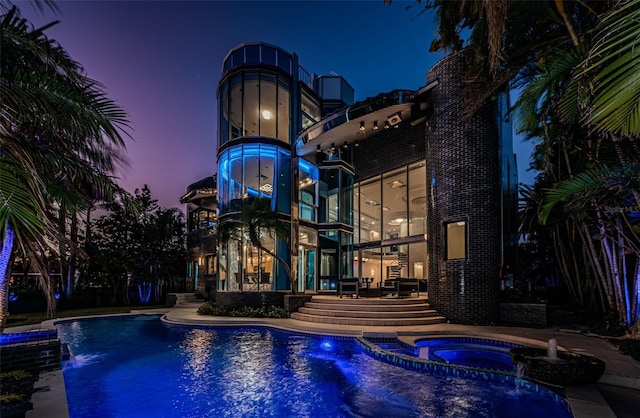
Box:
[313, 296, 428, 305]
[290, 312, 446, 326]
[304, 301, 432, 312]
[297, 306, 440, 319]
[290, 295, 445, 327]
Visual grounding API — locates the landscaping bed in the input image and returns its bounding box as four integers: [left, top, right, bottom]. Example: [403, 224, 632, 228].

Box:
[0, 370, 37, 418]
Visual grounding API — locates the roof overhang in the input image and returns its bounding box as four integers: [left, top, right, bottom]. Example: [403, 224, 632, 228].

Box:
[295, 81, 437, 157]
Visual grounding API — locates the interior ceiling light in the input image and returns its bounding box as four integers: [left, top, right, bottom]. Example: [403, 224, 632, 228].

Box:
[359, 121, 365, 131]
[261, 110, 272, 120]
[372, 121, 378, 130]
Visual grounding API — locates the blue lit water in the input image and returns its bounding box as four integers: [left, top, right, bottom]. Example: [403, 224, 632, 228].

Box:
[58, 315, 573, 418]
[414, 337, 525, 371]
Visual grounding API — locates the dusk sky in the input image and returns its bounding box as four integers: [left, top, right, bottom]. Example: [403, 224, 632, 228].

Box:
[21, 1, 536, 209]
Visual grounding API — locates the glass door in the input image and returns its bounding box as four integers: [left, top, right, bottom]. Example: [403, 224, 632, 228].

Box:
[298, 245, 316, 292]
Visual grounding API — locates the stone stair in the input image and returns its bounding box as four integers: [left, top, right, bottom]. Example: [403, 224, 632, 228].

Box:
[290, 295, 445, 326]
[171, 293, 206, 308]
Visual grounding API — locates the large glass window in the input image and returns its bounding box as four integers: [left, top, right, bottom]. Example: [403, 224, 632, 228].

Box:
[219, 72, 291, 144]
[358, 180, 381, 243]
[229, 147, 243, 211]
[229, 74, 243, 140]
[446, 220, 467, 260]
[301, 90, 320, 130]
[260, 74, 277, 138]
[218, 144, 291, 216]
[245, 45, 260, 64]
[298, 159, 318, 222]
[319, 168, 339, 223]
[219, 83, 229, 145]
[408, 163, 427, 236]
[354, 162, 427, 243]
[218, 150, 230, 214]
[243, 72, 260, 136]
[277, 79, 290, 142]
[382, 169, 408, 240]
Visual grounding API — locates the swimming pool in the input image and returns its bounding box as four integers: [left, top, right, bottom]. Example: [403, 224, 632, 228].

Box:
[57, 315, 573, 417]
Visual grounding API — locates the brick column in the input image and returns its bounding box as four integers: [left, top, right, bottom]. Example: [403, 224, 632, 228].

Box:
[425, 50, 501, 324]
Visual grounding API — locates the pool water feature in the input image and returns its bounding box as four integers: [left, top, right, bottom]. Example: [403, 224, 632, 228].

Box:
[57, 316, 573, 418]
[370, 336, 524, 371]
[415, 337, 524, 371]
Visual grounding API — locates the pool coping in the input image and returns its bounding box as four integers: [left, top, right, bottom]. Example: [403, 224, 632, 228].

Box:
[15, 311, 626, 418]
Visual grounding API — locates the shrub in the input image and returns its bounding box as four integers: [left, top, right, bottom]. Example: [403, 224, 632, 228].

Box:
[197, 302, 228, 316]
[196, 303, 288, 318]
[0, 393, 24, 406]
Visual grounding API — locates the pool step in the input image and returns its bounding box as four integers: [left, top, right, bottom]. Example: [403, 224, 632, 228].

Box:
[290, 295, 445, 327]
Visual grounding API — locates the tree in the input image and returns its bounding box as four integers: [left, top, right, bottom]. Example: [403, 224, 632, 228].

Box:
[415, 0, 640, 329]
[86, 186, 186, 305]
[0, 5, 132, 327]
[216, 199, 294, 293]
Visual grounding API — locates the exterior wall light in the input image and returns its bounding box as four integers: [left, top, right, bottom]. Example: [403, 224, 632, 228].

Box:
[372, 121, 378, 130]
[330, 143, 336, 152]
[316, 144, 322, 153]
[359, 121, 365, 131]
[342, 141, 348, 149]
[384, 121, 391, 129]
[261, 110, 272, 120]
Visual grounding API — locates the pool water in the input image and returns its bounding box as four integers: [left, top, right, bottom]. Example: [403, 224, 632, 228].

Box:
[373, 337, 522, 371]
[58, 315, 573, 418]
[415, 337, 524, 371]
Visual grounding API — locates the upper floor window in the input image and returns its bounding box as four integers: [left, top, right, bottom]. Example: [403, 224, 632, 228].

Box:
[219, 72, 291, 145]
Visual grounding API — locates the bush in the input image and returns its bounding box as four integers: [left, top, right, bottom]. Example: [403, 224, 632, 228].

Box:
[612, 339, 640, 361]
[0, 393, 24, 406]
[197, 302, 288, 318]
[0, 369, 36, 407]
[197, 302, 228, 316]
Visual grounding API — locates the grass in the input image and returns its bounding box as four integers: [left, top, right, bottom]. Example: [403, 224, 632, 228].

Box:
[5, 305, 165, 328]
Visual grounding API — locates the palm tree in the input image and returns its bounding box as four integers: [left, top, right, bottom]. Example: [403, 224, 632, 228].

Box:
[415, 0, 640, 329]
[216, 199, 294, 293]
[0, 6, 132, 327]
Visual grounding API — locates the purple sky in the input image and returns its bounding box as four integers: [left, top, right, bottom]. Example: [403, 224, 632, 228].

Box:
[21, 1, 536, 209]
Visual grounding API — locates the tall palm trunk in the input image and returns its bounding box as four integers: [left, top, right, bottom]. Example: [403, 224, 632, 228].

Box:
[66, 209, 79, 298]
[247, 230, 294, 293]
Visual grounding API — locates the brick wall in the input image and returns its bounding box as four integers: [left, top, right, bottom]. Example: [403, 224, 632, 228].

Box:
[353, 122, 426, 181]
[215, 291, 285, 309]
[425, 50, 501, 325]
[500, 303, 547, 328]
[0, 340, 61, 373]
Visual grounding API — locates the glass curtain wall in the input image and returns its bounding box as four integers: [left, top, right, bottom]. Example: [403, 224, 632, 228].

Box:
[353, 162, 428, 289]
[219, 71, 290, 146]
[355, 162, 426, 243]
[217, 144, 292, 291]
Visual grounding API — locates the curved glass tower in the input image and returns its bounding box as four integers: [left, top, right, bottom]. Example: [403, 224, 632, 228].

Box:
[217, 43, 315, 291]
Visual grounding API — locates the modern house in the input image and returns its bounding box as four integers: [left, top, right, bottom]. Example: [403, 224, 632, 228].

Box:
[183, 42, 517, 324]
